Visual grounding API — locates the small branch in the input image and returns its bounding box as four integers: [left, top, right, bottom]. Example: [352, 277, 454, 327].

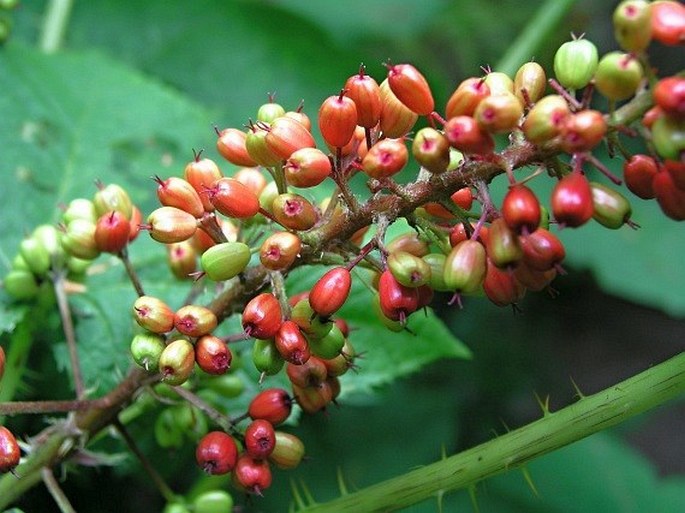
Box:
[42, 467, 76, 513]
[39, 0, 74, 53]
[119, 247, 145, 297]
[172, 386, 237, 434]
[0, 398, 106, 415]
[113, 419, 178, 504]
[53, 273, 85, 400]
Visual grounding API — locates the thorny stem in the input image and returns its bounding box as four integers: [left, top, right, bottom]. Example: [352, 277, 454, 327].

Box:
[113, 419, 178, 504]
[53, 273, 85, 400]
[302, 352, 685, 513]
[42, 467, 77, 513]
[119, 247, 146, 297]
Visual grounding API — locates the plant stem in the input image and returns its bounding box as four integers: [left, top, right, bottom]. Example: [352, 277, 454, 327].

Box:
[172, 386, 236, 433]
[53, 273, 85, 400]
[39, 0, 74, 53]
[42, 467, 77, 513]
[302, 352, 685, 512]
[119, 248, 146, 297]
[0, 398, 106, 415]
[113, 419, 178, 504]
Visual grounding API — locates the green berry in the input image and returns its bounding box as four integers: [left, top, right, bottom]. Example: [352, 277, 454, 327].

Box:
[3, 269, 40, 300]
[193, 490, 234, 513]
[200, 242, 251, 281]
[594, 51, 644, 101]
[553, 37, 598, 90]
[19, 236, 51, 277]
[130, 332, 166, 372]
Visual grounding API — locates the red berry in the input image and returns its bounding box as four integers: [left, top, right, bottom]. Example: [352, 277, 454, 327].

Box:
[174, 304, 218, 337]
[284, 147, 332, 188]
[474, 92, 524, 134]
[234, 167, 267, 198]
[248, 388, 293, 425]
[520, 228, 566, 271]
[275, 320, 311, 365]
[560, 110, 607, 153]
[242, 293, 283, 339]
[378, 79, 419, 138]
[486, 217, 524, 269]
[551, 171, 594, 228]
[377, 270, 419, 323]
[344, 66, 382, 128]
[244, 419, 277, 459]
[623, 154, 658, 199]
[265, 116, 317, 160]
[444, 115, 495, 155]
[184, 156, 223, 212]
[651, 1, 685, 46]
[216, 127, 259, 167]
[206, 177, 260, 219]
[443, 239, 487, 294]
[286, 356, 328, 388]
[665, 160, 685, 190]
[167, 241, 197, 280]
[445, 77, 490, 119]
[232, 454, 272, 495]
[654, 77, 685, 117]
[154, 175, 205, 218]
[412, 127, 451, 174]
[196, 431, 238, 475]
[0, 426, 20, 473]
[653, 170, 685, 220]
[259, 231, 302, 271]
[318, 90, 359, 148]
[195, 335, 232, 375]
[309, 267, 352, 317]
[271, 193, 318, 231]
[144, 206, 198, 244]
[361, 138, 409, 179]
[385, 63, 434, 115]
[94, 211, 130, 254]
[483, 258, 526, 307]
[502, 184, 541, 234]
[132, 296, 175, 334]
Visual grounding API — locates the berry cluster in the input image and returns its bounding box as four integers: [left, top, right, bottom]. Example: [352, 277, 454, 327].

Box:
[1, 0, 683, 509]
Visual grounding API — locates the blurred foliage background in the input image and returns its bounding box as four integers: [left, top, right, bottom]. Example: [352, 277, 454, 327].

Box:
[1, 0, 684, 512]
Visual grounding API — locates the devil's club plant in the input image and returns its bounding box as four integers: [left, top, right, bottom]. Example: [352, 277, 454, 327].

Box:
[0, 0, 684, 512]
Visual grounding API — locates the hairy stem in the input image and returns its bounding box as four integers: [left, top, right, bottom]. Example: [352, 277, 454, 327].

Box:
[302, 352, 685, 512]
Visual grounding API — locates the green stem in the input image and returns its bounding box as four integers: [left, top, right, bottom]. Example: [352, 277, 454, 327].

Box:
[53, 273, 85, 399]
[39, 0, 74, 53]
[495, 0, 578, 76]
[302, 352, 685, 513]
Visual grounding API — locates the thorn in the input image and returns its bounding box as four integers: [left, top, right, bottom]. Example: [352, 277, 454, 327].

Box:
[336, 466, 349, 496]
[299, 478, 317, 505]
[436, 489, 445, 513]
[534, 391, 552, 416]
[290, 478, 306, 510]
[570, 375, 586, 399]
[521, 465, 540, 498]
[468, 483, 481, 513]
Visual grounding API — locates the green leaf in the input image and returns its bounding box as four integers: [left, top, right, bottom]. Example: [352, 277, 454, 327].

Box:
[0, 301, 27, 335]
[0, 43, 215, 260]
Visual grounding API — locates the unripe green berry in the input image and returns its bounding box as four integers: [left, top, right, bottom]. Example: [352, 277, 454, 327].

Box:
[193, 490, 234, 513]
[257, 99, 286, 124]
[387, 250, 432, 287]
[594, 51, 644, 101]
[553, 38, 598, 90]
[155, 408, 185, 449]
[19, 236, 51, 277]
[613, 0, 652, 52]
[200, 241, 251, 281]
[3, 269, 40, 300]
[62, 198, 97, 224]
[590, 182, 633, 229]
[522, 94, 570, 144]
[252, 338, 285, 376]
[443, 239, 487, 293]
[130, 332, 166, 372]
[158, 337, 195, 386]
[269, 431, 305, 469]
[32, 224, 64, 263]
[412, 127, 451, 174]
[61, 219, 100, 260]
[423, 253, 451, 292]
[93, 182, 133, 220]
[290, 299, 333, 340]
[651, 115, 685, 161]
[308, 323, 345, 359]
[514, 61, 547, 105]
[133, 296, 175, 334]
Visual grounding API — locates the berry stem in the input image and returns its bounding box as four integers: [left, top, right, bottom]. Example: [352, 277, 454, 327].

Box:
[171, 385, 237, 434]
[41, 467, 77, 513]
[199, 213, 229, 244]
[300, 352, 685, 513]
[53, 272, 85, 400]
[113, 419, 178, 504]
[39, 0, 74, 54]
[118, 247, 146, 297]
